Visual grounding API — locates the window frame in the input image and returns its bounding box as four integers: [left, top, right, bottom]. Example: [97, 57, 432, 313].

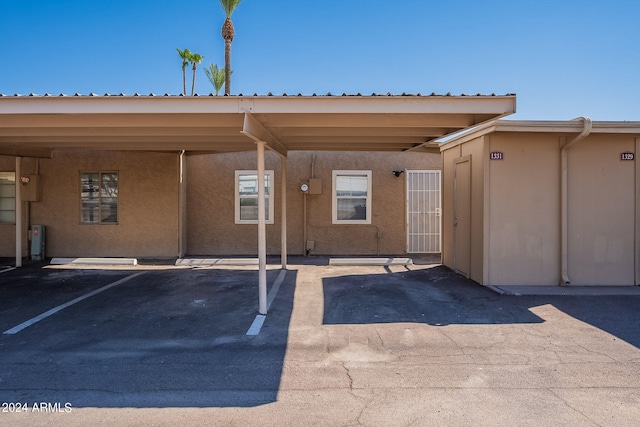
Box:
[0, 172, 16, 224]
[332, 170, 372, 225]
[80, 171, 119, 225]
[235, 170, 275, 225]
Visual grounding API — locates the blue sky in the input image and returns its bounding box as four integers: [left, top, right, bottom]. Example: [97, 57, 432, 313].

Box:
[1, 0, 639, 120]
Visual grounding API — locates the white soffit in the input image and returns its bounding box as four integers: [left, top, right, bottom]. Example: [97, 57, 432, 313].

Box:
[0, 94, 516, 156]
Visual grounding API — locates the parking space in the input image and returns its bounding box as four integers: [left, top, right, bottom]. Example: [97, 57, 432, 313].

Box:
[0, 263, 295, 408]
[1, 264, 288, 338]
[0, 267, 136, 333]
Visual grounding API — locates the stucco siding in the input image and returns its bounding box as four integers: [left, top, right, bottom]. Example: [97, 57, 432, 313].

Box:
[441, 145, 459, 269]
[461, 138, 485, 284]
[25, 150, 180, 258]
[487, 134, 561, 286]
[566, 134, 636, 285]
[187, 151, 440, 256]
[444, 127, 639, 288]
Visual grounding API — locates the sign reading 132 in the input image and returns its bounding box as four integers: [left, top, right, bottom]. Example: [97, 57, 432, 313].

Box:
[621, 152, 635, 161]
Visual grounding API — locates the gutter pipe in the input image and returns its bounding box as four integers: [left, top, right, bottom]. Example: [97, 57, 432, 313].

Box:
[560, 116, 592, 285]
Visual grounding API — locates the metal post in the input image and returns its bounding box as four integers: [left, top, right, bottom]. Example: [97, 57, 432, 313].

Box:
[15, 157, 22, 267]
[257, 141, 268, 315]
[178, 150, 186, 258]
[281, 156, 287, 269]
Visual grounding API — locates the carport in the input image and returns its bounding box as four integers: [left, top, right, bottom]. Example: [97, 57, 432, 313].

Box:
[0, 93, 516, 313]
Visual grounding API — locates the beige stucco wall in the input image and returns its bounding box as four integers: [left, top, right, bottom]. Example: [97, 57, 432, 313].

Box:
[187, 150, 440, 256]
[441, 137, 485, 284]
[487, 133, 561, 286]
[441, 146, 457, 269]
[461, 138, 486, 285]
[7, 150, 180, 258]
[566, 134, 637, 285]
[444, 131, 638, 287]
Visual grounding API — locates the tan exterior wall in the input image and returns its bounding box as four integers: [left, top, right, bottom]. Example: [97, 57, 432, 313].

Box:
[567, 134, 637, 285]
[441, 145, 458, 269]
[441, 137, 485, 284]
[186, 151, 440, 256]
[7, 150, 180, 258]
[444, 130, 638, 287]
[461, 138, 486, 285]
[487, 133, 561, 286]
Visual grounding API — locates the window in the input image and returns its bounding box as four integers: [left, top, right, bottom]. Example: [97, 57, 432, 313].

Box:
[235, 170, 274, 224]
[332, 170, 372, 224]
[81, 172, 118, 224]
[0, 172, 16, 223]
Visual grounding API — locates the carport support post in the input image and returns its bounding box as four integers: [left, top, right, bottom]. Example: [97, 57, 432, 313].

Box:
[281, 156, 287, 269]
[15, 157, 22, 267]
[257, 140, 268, 315]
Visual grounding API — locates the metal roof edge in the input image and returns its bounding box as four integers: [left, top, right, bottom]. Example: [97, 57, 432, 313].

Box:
[493, 119, 640, 133]
[0, 92, 516, 99]
[440, 119, 640, 151]
[0, 93, 517, 116]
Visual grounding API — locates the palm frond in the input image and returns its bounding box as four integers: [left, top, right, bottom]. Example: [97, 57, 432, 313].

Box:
[219, 0, 242, 18]
[204, 63, 227, 96]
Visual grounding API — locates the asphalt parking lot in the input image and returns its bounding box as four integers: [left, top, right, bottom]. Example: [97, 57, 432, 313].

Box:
[1, 257, 640, 426]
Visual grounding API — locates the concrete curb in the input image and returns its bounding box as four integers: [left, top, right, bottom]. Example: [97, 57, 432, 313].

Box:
[50, 257, 138, 266]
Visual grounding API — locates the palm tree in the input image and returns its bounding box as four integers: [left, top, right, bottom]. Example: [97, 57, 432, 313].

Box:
[219, 0, 242, 95]
[204, 63, 226, 95]
[189, 52, 204, 96]
[176, 48, 192, 96]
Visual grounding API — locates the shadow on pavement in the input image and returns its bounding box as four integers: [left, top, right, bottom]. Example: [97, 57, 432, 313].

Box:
[0, 267, 297, 408]
[323, 265, 544, 326]
[323, 265, 640, 349]
[522, 295, 640, 349]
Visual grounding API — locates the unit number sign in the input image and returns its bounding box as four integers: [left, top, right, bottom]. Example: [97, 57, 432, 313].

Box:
[621, 152, 635, 161]
[489, 151, 504, 160]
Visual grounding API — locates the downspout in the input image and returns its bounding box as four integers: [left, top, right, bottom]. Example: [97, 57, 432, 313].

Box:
[561, 116, 592, 285]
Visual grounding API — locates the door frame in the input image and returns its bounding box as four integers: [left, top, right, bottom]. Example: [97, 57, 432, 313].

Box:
[406, 169, 441, 253]
[453, 156, 472, 277]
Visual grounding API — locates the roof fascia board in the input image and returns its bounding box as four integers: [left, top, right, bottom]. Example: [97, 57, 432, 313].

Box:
[494, 119, 640, 133]
[406, 113, 511, 151]
[0, 95, 516, 116]
[0, 147, 53, 158]
[440, 119, 640, 151]
[245, 95, 516, 115]
[241, 112, 288, 157]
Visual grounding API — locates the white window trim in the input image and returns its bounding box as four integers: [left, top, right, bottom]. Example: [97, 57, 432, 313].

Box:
[332, 170, 372, 225]
[80, 171, 119, 225]
[235, 170, 275, 225]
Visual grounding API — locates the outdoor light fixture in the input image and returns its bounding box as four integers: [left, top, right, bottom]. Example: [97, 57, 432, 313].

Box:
[392, 170, 404, 177]
[20, 175, 30, 184]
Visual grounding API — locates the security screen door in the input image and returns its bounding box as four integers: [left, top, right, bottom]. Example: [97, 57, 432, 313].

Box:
[406, 170, 441, 253]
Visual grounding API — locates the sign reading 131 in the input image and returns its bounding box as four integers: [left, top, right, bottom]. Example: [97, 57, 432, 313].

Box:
[490, 151, 504, 160]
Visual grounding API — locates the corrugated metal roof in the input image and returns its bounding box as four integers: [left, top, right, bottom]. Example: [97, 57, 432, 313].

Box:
[0, 92, 517, 157]
[0, 92, 515, 98]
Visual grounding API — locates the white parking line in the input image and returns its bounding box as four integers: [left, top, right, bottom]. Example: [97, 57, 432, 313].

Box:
[0, 267, 16, 274]
[3, 271, 146, 335]
[246, 269, 287, 336]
